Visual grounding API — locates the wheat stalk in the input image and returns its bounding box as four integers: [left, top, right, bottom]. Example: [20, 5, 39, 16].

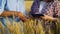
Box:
[0, 21, 4, 34]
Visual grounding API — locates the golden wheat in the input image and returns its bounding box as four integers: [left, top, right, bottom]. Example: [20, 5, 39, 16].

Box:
[0, 17, 60, 34]
[0, 21, 4, 34]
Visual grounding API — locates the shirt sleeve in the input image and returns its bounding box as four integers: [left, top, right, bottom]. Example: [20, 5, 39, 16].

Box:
[0, 0, 6, 15]
[18, 0, 26, 15]
[57, 2, 60, 18]
[53, 2, 60, 18]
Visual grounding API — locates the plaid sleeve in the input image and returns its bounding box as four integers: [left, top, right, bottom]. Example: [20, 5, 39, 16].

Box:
[57, 2, 60, 18]
[30, 1, 39, 14]
[53, 1, 60, 18]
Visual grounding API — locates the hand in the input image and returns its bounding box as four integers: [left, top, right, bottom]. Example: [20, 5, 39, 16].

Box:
[41, 14, 58, 21]
[53, 18, 59, 22]
[17, 12, 29, 22]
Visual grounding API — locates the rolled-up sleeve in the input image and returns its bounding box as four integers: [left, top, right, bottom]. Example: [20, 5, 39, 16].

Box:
[0, 0, 6, 15]
[17, 0, 25, 15]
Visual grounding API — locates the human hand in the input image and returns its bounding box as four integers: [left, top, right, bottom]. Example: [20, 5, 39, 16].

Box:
[41, 14, 57, 21]
[17, 12, 29, 22]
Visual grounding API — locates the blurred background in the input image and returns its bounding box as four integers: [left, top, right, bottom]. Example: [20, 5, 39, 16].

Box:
[25, 0, 33, 13]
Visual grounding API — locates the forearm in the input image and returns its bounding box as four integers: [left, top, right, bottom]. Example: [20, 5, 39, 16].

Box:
[0, 10, 19, 17]
[0, 10, 26, 19]
[41, 15, 59, 21]
[0, 10, 28, 22]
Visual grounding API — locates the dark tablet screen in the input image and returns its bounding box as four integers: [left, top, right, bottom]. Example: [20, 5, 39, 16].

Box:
[31, 14, 44, 17]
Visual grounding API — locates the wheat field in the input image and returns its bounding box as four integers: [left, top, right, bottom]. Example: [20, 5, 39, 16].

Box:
[0, 17, 60, 34]
[0, 1, 60, 34]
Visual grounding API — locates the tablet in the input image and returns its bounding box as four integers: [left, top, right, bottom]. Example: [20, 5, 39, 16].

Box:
[31, 14, 44, 17]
